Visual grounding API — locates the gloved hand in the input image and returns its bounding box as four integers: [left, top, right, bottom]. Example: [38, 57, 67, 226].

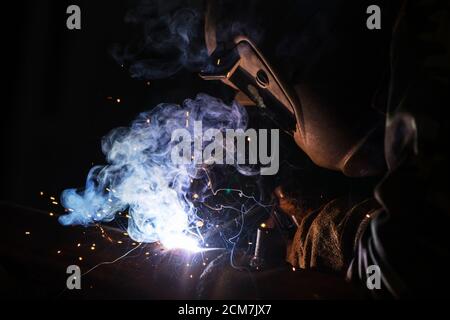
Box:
[274, 185, 380, 273]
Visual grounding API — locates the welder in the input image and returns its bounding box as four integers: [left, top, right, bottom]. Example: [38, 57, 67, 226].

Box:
[199, 0, 450, 298]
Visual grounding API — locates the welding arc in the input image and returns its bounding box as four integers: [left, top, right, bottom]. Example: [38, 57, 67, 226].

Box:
[201, 202, 273, 240]
[81, 243, 143, 277]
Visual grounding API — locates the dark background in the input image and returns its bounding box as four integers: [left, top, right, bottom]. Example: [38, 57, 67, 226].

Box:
[2, 0, 232, 209]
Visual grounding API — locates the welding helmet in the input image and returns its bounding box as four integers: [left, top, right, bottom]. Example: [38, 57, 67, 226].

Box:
[200, 0, 395, 177]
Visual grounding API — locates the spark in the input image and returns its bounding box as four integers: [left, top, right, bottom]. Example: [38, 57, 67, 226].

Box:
[81, 243, 143, 277]
[59, 94, 262, 255]
[260, 223, 267, 228]
[196, 220, 204, 228]
[78, 257, 83, 261]
[201, 168, 273, 208]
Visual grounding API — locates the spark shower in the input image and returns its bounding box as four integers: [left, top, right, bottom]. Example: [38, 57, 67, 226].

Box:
[59, 94, 276, 251]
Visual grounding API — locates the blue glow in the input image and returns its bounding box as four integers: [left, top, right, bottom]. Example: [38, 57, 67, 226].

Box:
[59, 94, 247, 251]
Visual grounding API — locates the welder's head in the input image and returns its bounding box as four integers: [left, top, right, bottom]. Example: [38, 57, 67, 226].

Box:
[201, 0, 402, 177]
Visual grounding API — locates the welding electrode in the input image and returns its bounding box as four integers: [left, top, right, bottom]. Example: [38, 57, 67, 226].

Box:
[250, 227, 266, 270]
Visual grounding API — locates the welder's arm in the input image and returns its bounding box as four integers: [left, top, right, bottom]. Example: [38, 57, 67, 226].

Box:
[281, 195, 380, 274]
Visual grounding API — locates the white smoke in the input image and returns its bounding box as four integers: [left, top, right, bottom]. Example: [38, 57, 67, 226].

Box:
[59, 94, 248, 250]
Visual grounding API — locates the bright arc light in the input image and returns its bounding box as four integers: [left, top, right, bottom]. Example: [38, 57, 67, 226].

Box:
[161, 234, 202, 253]
[59, 94, 247, 252]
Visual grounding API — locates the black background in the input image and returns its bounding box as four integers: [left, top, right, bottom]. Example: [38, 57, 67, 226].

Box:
[2, 0, 231, 209]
